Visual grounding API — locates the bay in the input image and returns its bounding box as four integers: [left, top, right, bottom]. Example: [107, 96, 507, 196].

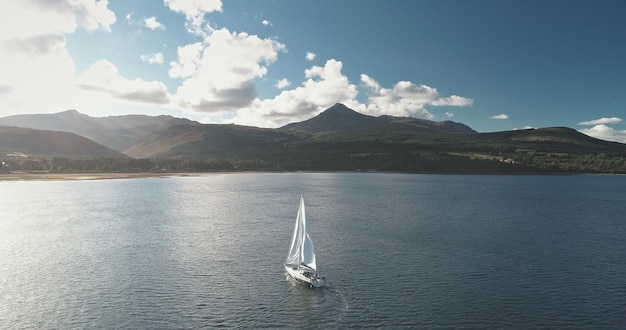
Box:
[1, 173, 625, 328]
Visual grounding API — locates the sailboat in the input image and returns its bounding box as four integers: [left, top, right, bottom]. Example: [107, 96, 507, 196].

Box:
[284, 195, 325, 287]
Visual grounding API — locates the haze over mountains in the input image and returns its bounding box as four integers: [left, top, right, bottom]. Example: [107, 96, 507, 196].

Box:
[0, 126, 126, 158]
[0, 103, 482, 158]
[1, 103, 626, 173]
[0, 110, 195, 152]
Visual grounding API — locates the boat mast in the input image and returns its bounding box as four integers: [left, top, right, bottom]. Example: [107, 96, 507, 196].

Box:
[298, 195, 306, 266]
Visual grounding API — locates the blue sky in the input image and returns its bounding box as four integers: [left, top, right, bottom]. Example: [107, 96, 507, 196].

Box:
[1, 0, 625, 142]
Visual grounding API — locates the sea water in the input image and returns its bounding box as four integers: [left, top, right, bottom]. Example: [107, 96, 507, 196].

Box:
[1, 173, 625, 328]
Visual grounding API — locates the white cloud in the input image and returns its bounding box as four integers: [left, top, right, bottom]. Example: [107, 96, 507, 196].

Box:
[431, 95, 474, 107]
[0, 1, 116, 40]
[578, 117, 622, 126]
[0, 31, 75, 111]
[76, 0, 116, 32]
[275, 78, 291, 89]
[0, 1, 116, 115]
[144, 16, 165, 30]
[490, 114, 509, 120]
[168, 42, 203, 78]
[360, 74, 380, 90]
[359, 74, 473, 119]
[77, 60, 169, 104]
[1, 33, 67, 55]
[0, 0, 480, 130]
[164, 0, 222, 35]
[0, 84, 12, 95]
[577, 116, 626, 143]
[579, 124, 626, 143]
[140, 52, 164, 64]
[445, 112, 454, 118]
[169, 28, 285, 112]
[262, 19, 271, 26]
[226, 59, 360, 127]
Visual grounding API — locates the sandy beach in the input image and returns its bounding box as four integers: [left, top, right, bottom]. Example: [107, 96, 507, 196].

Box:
[0, 172, 195, 182]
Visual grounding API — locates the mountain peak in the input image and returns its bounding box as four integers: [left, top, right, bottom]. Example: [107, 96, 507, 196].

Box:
[281, 103, 477, 134]
[57, 109, 87, 117]
[316, 103, 369, 120]
[280, 103, 376, 132]
[325, 103, 355, 113]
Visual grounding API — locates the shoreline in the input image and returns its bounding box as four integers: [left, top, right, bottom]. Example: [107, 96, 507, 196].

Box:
[0, 171, 619, 182]
[0, 172, 196, 182]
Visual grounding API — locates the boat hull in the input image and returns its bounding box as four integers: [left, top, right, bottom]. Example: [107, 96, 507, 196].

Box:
[284, 264, 325, 287]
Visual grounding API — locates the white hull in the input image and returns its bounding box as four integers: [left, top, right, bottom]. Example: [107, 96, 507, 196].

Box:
[284, 264, 325, 287]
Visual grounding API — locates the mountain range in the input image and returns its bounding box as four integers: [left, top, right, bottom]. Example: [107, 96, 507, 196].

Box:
[0, 109, 194, 152]
[2, 103, 626, 173]
[281, 103, 476, 134]
[0, 126, 126, 158]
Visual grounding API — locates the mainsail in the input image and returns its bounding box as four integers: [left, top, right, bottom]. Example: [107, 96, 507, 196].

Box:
[285, 195, 317, 270]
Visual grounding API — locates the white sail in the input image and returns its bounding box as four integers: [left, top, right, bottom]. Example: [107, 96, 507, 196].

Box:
[285, 196, 306, 267]
[302, 232, 317, 270]
[285, 195, 317, 270]
[284, 195, 325, 287]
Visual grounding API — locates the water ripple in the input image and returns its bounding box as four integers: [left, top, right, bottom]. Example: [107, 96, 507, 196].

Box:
[1, 174, 626, 328]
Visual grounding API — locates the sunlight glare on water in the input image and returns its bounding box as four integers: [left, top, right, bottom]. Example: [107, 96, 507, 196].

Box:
[1, 173, 625, 328]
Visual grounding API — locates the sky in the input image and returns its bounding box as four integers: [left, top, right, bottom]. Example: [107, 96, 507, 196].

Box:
[1, 0, 625, 142]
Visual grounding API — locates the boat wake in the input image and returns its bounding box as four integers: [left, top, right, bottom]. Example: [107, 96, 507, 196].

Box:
[285, 278, 352, 325]
[324, 285, 351, 323]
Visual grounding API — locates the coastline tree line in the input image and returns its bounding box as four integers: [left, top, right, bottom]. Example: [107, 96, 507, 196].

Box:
[2, 151, 625, 174]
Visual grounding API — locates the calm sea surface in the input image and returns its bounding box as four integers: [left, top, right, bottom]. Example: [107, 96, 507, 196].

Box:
[1, 173, 625, 328]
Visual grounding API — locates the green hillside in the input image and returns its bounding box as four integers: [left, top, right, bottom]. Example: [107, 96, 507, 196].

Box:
[2, 104, 626, 174]
[0, 126, 127, 159]
[124, 122, 626, 174]
[0, 110, 195, 152]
